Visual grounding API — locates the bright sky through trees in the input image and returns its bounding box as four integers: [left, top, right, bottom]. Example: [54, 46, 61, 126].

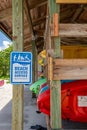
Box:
[0, 31, 12, 51]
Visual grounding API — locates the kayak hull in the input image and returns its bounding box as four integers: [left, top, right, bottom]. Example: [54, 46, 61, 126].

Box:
[37, 80, 87, 122]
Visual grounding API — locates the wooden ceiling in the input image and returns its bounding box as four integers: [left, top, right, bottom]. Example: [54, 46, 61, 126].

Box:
[0, 0, 87, 53]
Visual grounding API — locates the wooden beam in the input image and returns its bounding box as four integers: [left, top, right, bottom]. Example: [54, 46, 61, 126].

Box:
[24, 33, 32, 40]
[24, 41, 31, 48]
[56, 0, 87, 4]
[24, 0, 33, 33]
[51, 24, 87, 37]
[71, 5, 84, 22]
[24, 44, 32, 50]
[0, 0, 47, 22]
[12, 0, 24, 130]
[0, 1, 47, 21]
[53, 59, 87, 80]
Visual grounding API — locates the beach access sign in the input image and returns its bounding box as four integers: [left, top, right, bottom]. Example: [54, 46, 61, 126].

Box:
[10, 52, 32, 84]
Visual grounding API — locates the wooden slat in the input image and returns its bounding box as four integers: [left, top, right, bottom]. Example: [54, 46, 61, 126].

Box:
[53, 67, 87, 80]
[54, 59, 87, 67]
[60, 24, 87, 37]
[51, 24, 87, 37]
[53, 59, 87, 80]
[56, 0, 87, 4]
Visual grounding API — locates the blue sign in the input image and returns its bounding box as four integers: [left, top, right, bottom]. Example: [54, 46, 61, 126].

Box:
[10, 52, 32, 84]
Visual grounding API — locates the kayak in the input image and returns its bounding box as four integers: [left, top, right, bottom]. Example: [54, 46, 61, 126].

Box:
[30, 79, 75, 94]
[30, 78, 46, 94]
[37, 80, 87, 122]
[0, 80, 4, 87]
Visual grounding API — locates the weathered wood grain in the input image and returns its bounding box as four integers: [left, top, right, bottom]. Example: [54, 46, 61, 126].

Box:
[12, 0, 24, 130]
[53, 59, 87, 80]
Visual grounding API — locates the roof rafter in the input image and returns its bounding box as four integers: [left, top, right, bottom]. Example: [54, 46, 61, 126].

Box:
[24, 0, 34, 34]
[33, 15, 46, 26]
[0, 23, 12, 39]
[0, 7, 12, 21]
[29, 0, 47, 9]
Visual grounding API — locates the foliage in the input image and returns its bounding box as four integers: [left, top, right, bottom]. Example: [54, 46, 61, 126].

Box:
[0, 45, 13, 79]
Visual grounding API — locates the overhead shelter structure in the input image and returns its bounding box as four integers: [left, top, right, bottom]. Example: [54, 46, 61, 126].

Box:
[0, 0, 87, 130]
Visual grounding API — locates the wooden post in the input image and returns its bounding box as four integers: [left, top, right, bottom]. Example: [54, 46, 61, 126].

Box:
[12, 0, 24, 130]
[32, 39, 38, 81]
[35, 47, 38, 81]
[24, 0, 38, 82]
[48, 0, 62, 129]
[31, 36, 37, 98]
[32, 36, 36, 83]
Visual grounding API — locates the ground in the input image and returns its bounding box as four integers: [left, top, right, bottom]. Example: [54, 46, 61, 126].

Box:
[0, 82, 46, 130]
[0, 81, 87, 130]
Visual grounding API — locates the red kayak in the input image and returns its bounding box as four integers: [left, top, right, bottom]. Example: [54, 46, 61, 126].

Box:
[0, 80, 4, 87]
[37, 80, 87, 122]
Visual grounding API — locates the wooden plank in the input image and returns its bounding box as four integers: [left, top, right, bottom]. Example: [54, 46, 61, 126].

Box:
[12, 0, 24, 130]
[51, 24, 87, 37]
[48, 57, 53, 80]
[59, 24, 87, 37]
[54, 59, 87, 67]
[56, 0, 87, 4]
[61, 45, 87, 59]
[53, 67, 87, 80]
[53, 59, 87, 80]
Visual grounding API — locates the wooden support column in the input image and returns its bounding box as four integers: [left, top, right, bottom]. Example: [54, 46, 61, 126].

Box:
[32, 36, 36, 83]
[48, 0, 61, 129]
[35, 47, 38, 81]
[12, 0, 24, 130]
[24, 0, 38, 83]
[31, 37, 37, 98]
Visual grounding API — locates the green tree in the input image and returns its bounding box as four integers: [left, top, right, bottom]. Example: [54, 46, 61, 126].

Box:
[0, 45, 13, 78]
